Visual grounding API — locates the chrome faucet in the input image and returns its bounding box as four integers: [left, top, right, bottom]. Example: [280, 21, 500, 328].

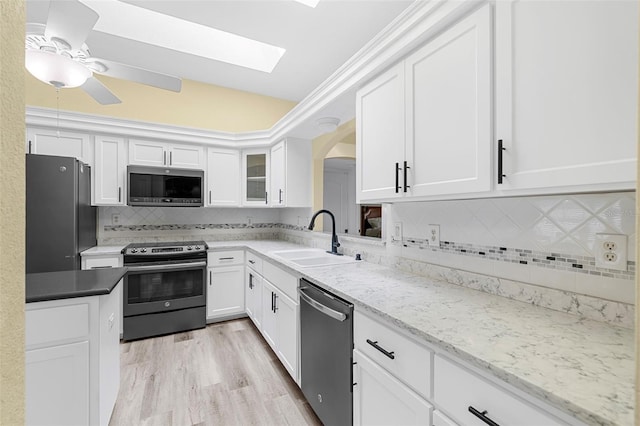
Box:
[308, 209, 342, 256]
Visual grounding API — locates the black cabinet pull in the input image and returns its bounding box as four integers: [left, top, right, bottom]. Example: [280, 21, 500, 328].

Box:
[273, 293, 278, 312]
[118, 187, 122, 203]
[497, 139, 506, 184]
[28, 140, 32, 153]
[265, 191, 268, 204]
[403, 160, 410, 192]
[395, 162, 400, 193]
[271, 292, 275, 312]
[209, 190, 212, 204]
[163, 151, 167, 165]
[209, 270, 212, 286]
[218, 257, 234, 261]
[469, 406, 500, 426]
[169, 151, 173, 165]
[279, 189, 283, 204]
[249, 274, 253, 289]
[366, 339, 395, 359]
[248, 259, 255, 264]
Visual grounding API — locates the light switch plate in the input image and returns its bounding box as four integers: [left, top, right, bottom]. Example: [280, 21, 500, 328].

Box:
[393, 222, 403, 242]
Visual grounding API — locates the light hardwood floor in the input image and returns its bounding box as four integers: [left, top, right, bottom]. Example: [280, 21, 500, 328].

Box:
[109, 318, 322, 426]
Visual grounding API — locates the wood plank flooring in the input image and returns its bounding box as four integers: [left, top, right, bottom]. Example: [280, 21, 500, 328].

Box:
[109, 318, 322, 426]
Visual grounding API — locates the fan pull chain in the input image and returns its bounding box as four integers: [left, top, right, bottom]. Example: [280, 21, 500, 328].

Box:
[56, 88, 60, 138]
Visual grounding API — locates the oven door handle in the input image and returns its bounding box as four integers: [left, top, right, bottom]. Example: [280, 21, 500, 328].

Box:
[126, 261, 207, 272]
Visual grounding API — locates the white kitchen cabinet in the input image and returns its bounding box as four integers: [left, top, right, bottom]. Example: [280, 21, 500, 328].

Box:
[356, 63, 405, 202]
[270, 138, 312, 207]
[357, 5, 491, 202]
[433, 355, 565, 426]
[206, 251, 245, 321]
[93, 135, 126, 205]
[245, 266, 263, 329]
[495, 0, 638, 193]
[26, 283, 121, 426]
[404, 5, 491, 198]
[129, 139, 204, 169]
[206, 147, 241, 206]
[26, 127, 92, 164]
[433, 410, 458, 426]
[353, 349, 433, 426]
[262, 278, 299, 382]
[81, 253, 124, 336]
[242, 149, 270, 206]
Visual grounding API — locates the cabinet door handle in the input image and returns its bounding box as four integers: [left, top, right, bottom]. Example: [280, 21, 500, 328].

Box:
[90, 265, 113, 269]
[209, 190, 212, 204]
[249, 274, 253, 289]
[271, 292, 275, 312]
[366, 339, 395, 359]
[209, 270, 212, 286]
[279, 189, 283, 204]
[118, 187, 122, 203]
[497, 139, 506, 184]
[395, 162, 400, 193]
[273, 293, 278, 312]
[170, 151, 173, 165]
[28, 140, 32, 153]
[248, 259, 255, 264]
[265, 191, 268, 205]
[468, 406, 500, 426]
[163, 151, 167, 165]
[403, 160, 410, 192]
[218, 257, 234, 261]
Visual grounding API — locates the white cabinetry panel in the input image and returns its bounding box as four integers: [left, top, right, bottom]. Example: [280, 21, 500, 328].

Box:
[207, 147, 241, 206]
[94, 135, 126, 205]
[207, 265, 245, 320]
[27, 128, 92, 164]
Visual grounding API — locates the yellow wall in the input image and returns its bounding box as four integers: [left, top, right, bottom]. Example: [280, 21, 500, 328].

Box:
[26, 73, 297, 132]
[0, 1, 25, 423]
[311, 119, 356, 229]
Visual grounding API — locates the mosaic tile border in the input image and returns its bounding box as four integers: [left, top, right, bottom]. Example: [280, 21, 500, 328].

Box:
[396, 237, 635, 280]
[103, 223, 307, 232]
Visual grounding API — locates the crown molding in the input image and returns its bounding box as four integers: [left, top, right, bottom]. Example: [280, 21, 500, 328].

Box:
[26, 0, 486, 147]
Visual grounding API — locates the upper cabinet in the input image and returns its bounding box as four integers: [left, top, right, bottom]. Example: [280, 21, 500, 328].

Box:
[357, 5, 492, 203]
[242, 149, 270, 206]
[495, 0, 638, 193]
[128, 139, 204, 169]
[93, 136, 126, 206]
[27, 128, 92, 165]
[270, 138, 312, 208]
[206, 147, 241, 207]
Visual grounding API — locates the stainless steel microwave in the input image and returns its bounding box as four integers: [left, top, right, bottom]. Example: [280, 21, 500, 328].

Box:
[127, 165, 204, 207]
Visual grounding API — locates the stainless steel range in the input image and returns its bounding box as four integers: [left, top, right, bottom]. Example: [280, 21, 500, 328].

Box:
[122, 241, 208, 340]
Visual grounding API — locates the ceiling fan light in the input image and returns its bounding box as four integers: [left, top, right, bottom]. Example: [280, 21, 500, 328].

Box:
[25, 50, 91, 88]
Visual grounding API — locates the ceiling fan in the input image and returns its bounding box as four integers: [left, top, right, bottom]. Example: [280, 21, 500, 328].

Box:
[25, 0, 182, 105]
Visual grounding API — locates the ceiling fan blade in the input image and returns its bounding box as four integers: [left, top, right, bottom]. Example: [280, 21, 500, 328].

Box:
[45, 0, 99, 50]
[81, 77, 121, 105]
[89, 59, 182, 92]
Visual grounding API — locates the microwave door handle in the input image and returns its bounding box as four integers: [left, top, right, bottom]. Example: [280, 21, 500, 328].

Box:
[126, 261, 207, 272]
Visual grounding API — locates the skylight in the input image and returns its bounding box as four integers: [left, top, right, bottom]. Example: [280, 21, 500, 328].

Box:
[79, 0, 286, 73]
[294, 0, 321, 8]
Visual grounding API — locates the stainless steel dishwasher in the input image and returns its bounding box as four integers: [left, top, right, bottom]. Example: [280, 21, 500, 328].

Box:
[299, 279, 353, 426]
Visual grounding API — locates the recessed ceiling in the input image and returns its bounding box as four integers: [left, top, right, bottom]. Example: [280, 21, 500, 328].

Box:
[26, 0, 413, 102]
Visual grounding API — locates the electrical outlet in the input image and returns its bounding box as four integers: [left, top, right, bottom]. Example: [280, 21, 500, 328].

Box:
[247, 216, 253, 225]
[595, 233, 627, 271]
[428, 224, 440, 247]
[393, 222, 403, 242]
[111, 214, 120, 225]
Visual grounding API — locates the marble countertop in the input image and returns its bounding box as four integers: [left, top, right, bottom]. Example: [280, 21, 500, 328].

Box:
[81, 245, 126, 256]
[26, 268, 128, 303]
[206, 240, 634, 426]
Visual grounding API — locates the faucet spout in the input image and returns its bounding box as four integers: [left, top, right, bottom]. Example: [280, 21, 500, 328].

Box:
[308, 209, 342, 256]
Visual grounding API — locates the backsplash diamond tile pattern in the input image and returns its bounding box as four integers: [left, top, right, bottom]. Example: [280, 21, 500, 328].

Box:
[390, 192, 636, 261]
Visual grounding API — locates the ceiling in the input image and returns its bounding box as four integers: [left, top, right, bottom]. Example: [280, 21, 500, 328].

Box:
[26, 0, 413, 103]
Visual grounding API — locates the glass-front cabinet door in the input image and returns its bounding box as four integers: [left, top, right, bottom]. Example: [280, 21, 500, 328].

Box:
[242, 149, 270, 206]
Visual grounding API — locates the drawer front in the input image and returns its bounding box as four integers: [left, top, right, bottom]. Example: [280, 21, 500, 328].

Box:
[208, 250, 244, 267]
[354, 311, 432, 399]
[83, 256, 121, 270]
[26, 303, 90, 347]
[433, 355, 565, 426]
[262, 260, 298, 300]
[245, 251, 263, 273]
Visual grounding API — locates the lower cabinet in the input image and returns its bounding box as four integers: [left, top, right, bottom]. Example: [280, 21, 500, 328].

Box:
[206, 251, 245, 322]
[353, 349, 433, 426]
[25, 282, 121, 426]
[245, 267, 263, 329]
[261, 278, 299, 383]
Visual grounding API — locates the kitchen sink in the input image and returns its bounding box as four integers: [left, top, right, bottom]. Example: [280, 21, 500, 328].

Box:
[271, 249, 357, 267]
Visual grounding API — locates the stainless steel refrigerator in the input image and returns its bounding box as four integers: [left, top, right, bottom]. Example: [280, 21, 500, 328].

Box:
[26, 154, 97, 273]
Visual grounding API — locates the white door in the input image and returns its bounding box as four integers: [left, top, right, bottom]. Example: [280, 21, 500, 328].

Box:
[129, 139, 167, 166]
[207, 265, 245, 320]
[405, 5, 492, 198]
[93, 136, 126, 205]
[356, 63, 405, 202]
[27, 128, 92, 164]
[207, 147, 241, 206]
[270, 141, 286, 206]
[353, 350, 432, 426]
[260, 280, 278, 350]
[495, 0, 638, 192]
[169, 144, 204, 169]
[275, 290, 298, 383]
[245, 268, 262, 329]
[26, 341, 90, 426]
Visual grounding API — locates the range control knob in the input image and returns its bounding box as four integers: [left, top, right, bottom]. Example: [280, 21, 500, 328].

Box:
[130, 249, 138, 253]
[195, 246, 201, 250]
[187, 246, 193, 251]
[140, 248, 147, 253]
